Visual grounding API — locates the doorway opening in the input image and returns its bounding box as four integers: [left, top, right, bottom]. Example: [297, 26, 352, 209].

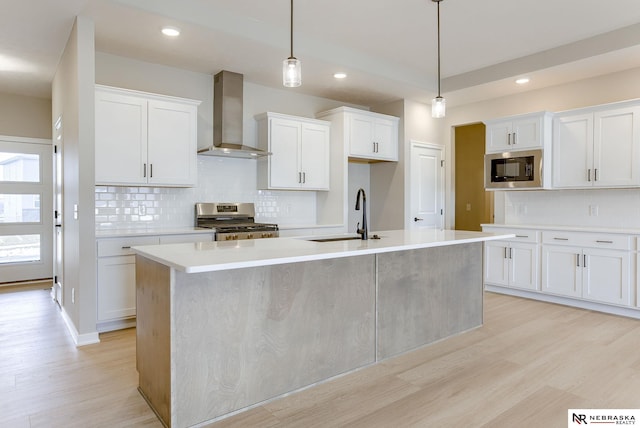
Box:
[454, 123, 493, 231]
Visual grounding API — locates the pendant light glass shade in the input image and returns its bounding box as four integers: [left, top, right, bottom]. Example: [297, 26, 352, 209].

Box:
[283, 57, 302, 87]
[432, 96, 445, 118]
[283, 0, 301, 87]
[431, 0, 445, 118]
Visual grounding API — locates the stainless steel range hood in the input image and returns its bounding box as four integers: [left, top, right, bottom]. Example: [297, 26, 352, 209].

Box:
[198, 70, 271, 159]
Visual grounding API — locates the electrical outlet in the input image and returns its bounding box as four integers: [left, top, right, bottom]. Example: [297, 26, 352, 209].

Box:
[466, 203, 471, 211]
[72, 288, 75, 304]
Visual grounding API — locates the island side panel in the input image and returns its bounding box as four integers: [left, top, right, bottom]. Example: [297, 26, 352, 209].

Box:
[376, 242, 483, 360]
[172, 255, 376, 427]
[136, 255, 172, 426]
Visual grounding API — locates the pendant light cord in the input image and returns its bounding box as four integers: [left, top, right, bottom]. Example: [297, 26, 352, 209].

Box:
[289, 0, 294, 59]
[436, 0, 441, 98]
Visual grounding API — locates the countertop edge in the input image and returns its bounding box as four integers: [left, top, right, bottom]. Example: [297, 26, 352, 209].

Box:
[133, 231, 514, 274]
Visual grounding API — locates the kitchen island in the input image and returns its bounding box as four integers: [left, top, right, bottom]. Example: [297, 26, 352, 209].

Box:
[133, 229, 512, 427]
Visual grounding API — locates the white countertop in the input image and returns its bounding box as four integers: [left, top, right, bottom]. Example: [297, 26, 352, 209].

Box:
[133, 229, 513, 273]
[96, 227, 213, 239]
[481, 223, 640, 235]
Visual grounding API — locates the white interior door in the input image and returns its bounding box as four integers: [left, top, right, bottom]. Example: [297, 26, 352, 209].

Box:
[53, 117, 63, 304]
[0, 136, 53, 284]
[409, 142, 444, 229]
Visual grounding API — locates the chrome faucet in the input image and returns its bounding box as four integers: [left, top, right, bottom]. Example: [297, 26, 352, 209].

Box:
[355, 188, 368, 240]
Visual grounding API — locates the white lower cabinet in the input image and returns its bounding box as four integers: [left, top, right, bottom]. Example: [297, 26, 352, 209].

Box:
[485, 240, 539, 291]
[540, 231, 631, 306]
[483, 228, 539, 291]
[484, 226, 637, 317]
[96, 232, 213, 331]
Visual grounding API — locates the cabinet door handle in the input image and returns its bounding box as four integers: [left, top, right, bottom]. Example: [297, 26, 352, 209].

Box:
[504, 247, 508, 259]
[513, 132, 517, 145]
[509, 247, 513, 259]
[583, 254, 587, 268]
[507, 133, 511, 145]
[587, 169, 591, 182]
[553, 237, 569, 241]
[596, 240, 613, 244]
[143, 163, 147, 178]
[576, 253, 580, 267]
[150, 164, 153, 178]
[302, 172, 306, 183]
[298, 172, 302, 183]
[373, 142, 376, 153]
[594, 168, 598, 181]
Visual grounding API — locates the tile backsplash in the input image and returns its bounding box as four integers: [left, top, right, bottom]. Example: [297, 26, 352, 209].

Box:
[95, 156, 316, 230]
[503, 188, 640, 229]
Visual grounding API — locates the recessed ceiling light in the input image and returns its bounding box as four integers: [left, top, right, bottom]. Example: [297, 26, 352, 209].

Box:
[515, 77, 530, 85]
[161, 26, 181, 37]
[334, 72, 347, 79]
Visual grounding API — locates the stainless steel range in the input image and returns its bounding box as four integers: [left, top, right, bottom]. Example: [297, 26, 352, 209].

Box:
[195, 202, 279, 241]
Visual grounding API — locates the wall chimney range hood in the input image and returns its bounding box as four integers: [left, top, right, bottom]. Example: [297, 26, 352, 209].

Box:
[198, 70, 271, 159]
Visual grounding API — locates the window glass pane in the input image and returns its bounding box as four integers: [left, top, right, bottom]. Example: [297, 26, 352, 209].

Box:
[0, 194, 40, 223]
[0, 152, 40, 182]
[0, 234, 40, 264]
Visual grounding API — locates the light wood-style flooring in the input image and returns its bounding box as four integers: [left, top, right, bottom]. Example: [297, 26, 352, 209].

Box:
[1, 288, 639, 428]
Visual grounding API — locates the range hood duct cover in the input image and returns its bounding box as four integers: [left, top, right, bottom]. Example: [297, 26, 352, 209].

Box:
[198, 70, 271, 159]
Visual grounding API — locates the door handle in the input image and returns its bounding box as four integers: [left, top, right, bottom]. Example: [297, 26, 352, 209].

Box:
[414, 217, 424, 222]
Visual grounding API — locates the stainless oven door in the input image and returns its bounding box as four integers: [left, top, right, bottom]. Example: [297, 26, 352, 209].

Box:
[485, 149, 543, 189]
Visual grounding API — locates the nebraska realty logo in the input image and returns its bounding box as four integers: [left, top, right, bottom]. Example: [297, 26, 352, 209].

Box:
[569, 409, 639, 426]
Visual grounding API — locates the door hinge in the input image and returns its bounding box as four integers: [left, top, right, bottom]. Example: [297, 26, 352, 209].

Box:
[440, 160, 444, 167]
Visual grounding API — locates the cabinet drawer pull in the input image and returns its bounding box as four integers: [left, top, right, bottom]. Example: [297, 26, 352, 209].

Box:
[576, 254, 580, 267]
[143, 163, 146, 178]
[584, 254, 587, 268]
[587, 169, 591, 182]
[504, 247, 508, 259]
[121, 246, 131, 249]
[594, 168, 598, 181]
[302, 172, 306, 183]
[512, 132, 517, 145]
[298, 172, 302, 183]
[595, 240, 613, 244]
[507, 133, 511, 145]
[150, 163, 153, 178]
[515, 235, 529, 238]
[553, 237, 569, 241]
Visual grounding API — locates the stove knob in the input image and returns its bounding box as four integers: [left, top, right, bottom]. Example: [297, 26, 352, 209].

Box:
[247, 234, 253, 239]
[233, 234, 239, 240]
[225, 235, 232, 241]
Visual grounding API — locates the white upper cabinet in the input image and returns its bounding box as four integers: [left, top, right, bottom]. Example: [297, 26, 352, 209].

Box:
[256, 112, 330, 191]
[95, 85, 200, 187]
[317, 107, 399, 162]
[485, 111, 552, 153]
[553, 103, 640, 188]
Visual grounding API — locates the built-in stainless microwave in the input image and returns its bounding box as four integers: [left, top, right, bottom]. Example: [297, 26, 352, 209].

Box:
[485, 149, 544, 189]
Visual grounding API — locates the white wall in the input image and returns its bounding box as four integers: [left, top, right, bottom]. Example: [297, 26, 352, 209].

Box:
[445, 66, 640, 229]
[95, 53, 365, 230]
[52, 16, 97, 342]
[0, 93, 51, 139]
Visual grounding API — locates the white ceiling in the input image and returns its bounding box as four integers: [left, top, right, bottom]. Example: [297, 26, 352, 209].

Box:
[3, 0, 640, 107]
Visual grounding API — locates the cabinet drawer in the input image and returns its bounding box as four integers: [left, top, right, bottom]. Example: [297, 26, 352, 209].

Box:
[97, 236, 159, 257]
[542, 231, 630, 250]
[483, 228, 539, 243]
[159, 233, 213, 244]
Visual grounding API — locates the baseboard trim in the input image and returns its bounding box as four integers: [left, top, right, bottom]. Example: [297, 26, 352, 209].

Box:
[60, 306, 100, 347]
[485, 284, 640, 319]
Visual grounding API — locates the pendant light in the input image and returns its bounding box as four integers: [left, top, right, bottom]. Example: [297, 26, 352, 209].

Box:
[431, 0, 445, 118]
[283, 0, 301, 87]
